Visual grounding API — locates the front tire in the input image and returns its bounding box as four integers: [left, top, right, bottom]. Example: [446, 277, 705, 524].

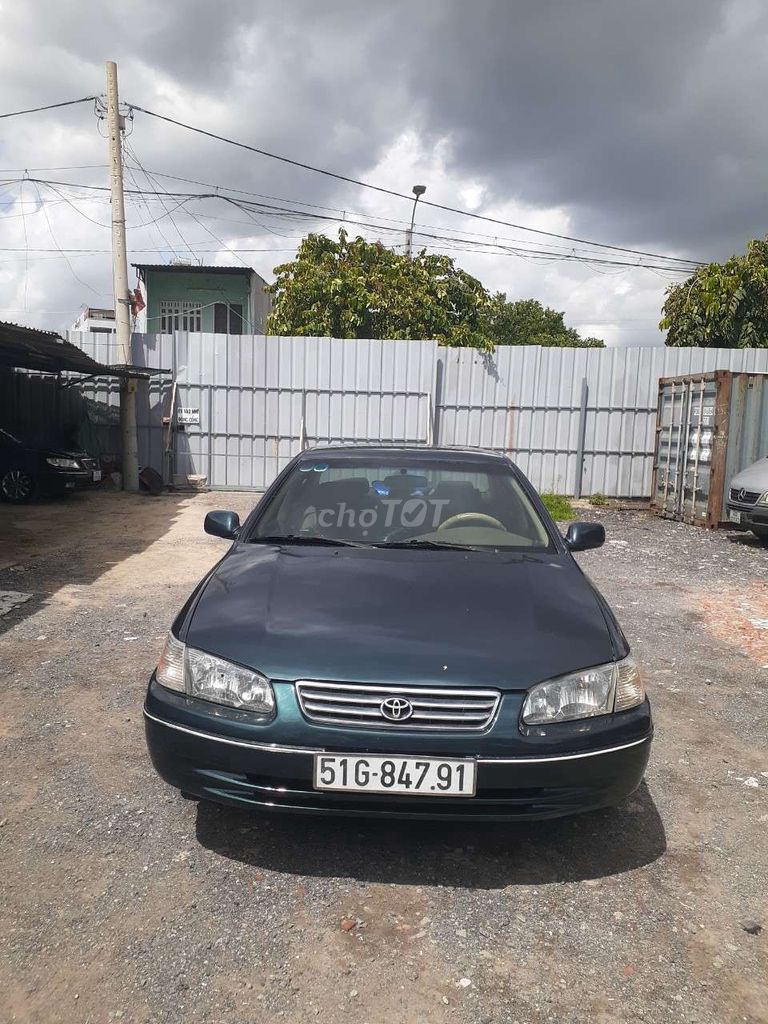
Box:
[751, 525, 768, 543]
[0, 469, 37, 503]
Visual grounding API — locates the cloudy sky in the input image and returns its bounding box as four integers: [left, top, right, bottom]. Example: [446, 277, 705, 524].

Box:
[1, 0, 766, 346]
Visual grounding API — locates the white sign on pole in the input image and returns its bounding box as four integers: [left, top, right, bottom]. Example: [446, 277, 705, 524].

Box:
[177, 407, 200, 425]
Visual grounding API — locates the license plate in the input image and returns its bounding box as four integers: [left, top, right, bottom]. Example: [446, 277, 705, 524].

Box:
[92, 470, 102, 482]
[729, 509, 743, 524]
[313, 754, 476, 797]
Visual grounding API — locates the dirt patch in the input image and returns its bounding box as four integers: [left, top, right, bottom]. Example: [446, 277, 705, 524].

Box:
[695, 582, 768, 665]
[2, 500, 768, 1024]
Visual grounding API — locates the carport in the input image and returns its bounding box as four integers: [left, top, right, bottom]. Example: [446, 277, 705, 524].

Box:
[0, 320, 147, 379]
[0, 320, 151, 470]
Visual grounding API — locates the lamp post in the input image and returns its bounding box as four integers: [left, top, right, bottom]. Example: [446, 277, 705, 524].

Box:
[407, 184, 426, 258]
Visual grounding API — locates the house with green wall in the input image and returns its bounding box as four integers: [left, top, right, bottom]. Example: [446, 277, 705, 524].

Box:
[132, 264, 272, 335]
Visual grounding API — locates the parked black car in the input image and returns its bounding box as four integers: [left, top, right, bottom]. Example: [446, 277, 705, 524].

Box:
[0, 427, 101, 502]
[145, 446, 652, 821]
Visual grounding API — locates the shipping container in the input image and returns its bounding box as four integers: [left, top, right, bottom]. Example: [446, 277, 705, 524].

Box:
[651, 371, 768, 527]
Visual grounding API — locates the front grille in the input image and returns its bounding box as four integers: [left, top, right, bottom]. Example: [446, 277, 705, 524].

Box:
[295, 681, 500, 732]
[730, 487, 761, 505]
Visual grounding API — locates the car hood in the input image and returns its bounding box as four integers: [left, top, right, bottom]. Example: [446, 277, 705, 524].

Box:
[730, 457, 768, 492]
[13, 442, 89, 459]
[183, 545, 617, 690]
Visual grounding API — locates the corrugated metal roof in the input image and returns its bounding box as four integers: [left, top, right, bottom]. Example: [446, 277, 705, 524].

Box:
[0, 321, 148, 378]
[132, 263, 256, 276]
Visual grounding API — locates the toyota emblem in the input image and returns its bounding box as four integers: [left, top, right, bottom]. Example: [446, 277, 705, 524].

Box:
[380, 696, 413, 722]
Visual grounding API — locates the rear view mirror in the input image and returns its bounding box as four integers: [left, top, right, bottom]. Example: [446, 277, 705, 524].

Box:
[204, 510, 241, 540]
[565, 521, 605, 552]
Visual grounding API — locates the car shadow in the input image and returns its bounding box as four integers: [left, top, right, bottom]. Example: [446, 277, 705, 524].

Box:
[0, 488, 190, 636]
[194, 780, 665, 888]
[725, 529, 768, 549]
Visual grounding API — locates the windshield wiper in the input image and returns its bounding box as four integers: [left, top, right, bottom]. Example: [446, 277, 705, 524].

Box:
[250, 534, 367, 548]
[374, 538, 480, 551]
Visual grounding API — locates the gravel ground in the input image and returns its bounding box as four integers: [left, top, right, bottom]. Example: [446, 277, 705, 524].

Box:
[1, 490, 767, 1024]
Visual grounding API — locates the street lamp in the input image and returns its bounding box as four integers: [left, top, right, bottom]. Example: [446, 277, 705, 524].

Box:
[407, 184, 427, 258]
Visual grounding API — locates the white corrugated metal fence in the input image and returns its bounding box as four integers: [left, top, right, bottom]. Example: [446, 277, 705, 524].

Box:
[71, 331, 768, 496]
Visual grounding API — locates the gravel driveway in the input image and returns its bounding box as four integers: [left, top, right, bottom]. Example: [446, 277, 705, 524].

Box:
[1, 490, 766, 1024]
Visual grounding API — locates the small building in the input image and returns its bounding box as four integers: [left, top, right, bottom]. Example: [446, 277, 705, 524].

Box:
[131, 263, 272, 335]
[71, 307, 116, 334]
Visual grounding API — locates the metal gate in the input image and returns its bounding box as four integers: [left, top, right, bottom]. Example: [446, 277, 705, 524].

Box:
[74, 333, 436, 489]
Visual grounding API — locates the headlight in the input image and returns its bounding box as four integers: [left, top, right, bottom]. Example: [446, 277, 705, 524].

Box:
[46, 457, 80, 469]
[155, 633, 275, 717]
[521, 655, 644, 725]
[757, 492, 768, 506]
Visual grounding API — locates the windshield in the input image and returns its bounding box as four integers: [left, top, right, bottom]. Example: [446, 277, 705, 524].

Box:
[248, 453, 553, 550]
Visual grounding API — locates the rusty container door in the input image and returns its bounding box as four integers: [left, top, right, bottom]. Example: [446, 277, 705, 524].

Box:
[652, 371, 768, 528]
[651, 372, 730, 527]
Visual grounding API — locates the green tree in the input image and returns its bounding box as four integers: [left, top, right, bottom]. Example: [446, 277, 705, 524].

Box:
[267, 229, 495, 349]
[661, 239, 768, 348]
[485, 296, 604, 348]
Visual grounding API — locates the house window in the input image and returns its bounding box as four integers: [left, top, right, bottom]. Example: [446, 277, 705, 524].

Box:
[159, 300, 202, 333]
[213, 302, 244, 335]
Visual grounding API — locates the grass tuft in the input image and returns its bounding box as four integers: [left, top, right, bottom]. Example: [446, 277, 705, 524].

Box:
[540, 493, 575, 521]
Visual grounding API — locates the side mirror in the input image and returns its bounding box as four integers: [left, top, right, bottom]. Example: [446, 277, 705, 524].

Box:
[565, 521, 605, 552]
[204, 510, 241, 540]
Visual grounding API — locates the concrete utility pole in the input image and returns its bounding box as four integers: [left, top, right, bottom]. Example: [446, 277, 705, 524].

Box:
[105, 60, 139, 492]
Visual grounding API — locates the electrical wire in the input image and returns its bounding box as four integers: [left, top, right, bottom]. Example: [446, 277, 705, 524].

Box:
[31, 178, 101, 296]
[133, 165, 695, 263]
[0, 94, 704, 273]
[0, 175, 697, 273]
[121, 144, 184, 261]
[126, 102, 706, 268]
[2, 174, 697, 272]
[0, 164, 108, 172]
[122, 139, 196, 260]
[0, 96, 98, 119]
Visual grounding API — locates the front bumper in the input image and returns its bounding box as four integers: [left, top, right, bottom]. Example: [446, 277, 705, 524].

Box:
[727, 501, 768, 530]
[144, 679, 653, 821]
[43, 468, 98, 494]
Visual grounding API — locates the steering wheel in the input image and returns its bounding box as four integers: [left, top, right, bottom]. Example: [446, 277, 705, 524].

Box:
[437, 512, 506, 532]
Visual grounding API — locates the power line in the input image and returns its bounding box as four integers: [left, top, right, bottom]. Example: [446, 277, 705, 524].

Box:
[121, 143, 184, 261]
[0, 175, 697, 273]
[99, 163, 707, 274]
[0, 96, 98, 119]
[123, 139, 196, 260]
[30, 178, 100, 296]
[0, 94, 704, 271]
[127, 102, 706, 269]
[0, 164, 108, 172]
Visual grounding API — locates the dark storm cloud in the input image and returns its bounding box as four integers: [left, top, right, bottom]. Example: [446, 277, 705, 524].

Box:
[2, 0, 767, 337]
[393, 0, 768, 259]
[4, 0, 766, 255]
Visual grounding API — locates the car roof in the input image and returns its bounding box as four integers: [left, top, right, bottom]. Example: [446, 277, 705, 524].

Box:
[296, 444, 510, 463]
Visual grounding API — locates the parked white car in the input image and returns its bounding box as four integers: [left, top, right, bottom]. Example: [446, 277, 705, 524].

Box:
[727, 457, 768, 541]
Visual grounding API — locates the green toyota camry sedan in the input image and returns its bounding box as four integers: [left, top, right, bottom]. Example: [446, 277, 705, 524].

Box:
[144, 446, 652, 820]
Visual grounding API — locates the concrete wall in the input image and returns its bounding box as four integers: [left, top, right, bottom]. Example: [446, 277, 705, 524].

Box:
[143, 269, 252, 333]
